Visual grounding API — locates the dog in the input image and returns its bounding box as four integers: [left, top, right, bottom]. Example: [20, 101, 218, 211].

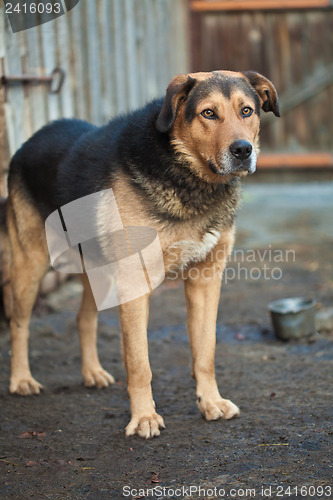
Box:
[3, 70, 279, 438]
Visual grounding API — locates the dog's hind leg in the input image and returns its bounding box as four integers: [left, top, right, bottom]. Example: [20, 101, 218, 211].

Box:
[8, 202, 49, 395]
[77, 274, 115, 388]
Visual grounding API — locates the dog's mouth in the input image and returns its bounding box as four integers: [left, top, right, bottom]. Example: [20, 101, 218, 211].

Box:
[208, 151, 257, 177]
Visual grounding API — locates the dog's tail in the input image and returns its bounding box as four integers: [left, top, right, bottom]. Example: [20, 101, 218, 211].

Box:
[0, 197, 13, 320]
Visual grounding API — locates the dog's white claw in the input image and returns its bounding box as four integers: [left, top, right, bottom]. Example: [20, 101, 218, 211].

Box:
[125, 413, 165, 439]
[83, 367, 115, 388]
[198, 397, 240, 421]
[10, 376, 44, 396]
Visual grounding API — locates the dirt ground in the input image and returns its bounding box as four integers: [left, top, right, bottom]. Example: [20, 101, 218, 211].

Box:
[0, 183, 332, 499]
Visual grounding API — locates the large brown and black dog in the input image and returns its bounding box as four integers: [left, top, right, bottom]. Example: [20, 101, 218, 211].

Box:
[3, 70, 279, 438]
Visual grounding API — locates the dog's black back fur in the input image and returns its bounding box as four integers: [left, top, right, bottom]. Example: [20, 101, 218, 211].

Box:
[9, 100, 166, 215]
[9, 119, 96, 216]
[8, 97, 239, 229]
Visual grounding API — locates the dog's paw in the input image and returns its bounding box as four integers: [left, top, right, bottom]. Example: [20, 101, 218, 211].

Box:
[83, 367, 115, 389]
[125, 412, 165, 439]
[10, 376, 44, 396]
[198, 397, 240, 421]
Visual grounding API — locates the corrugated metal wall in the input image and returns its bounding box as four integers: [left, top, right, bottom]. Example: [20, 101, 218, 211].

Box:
[0, 0, 189, 196]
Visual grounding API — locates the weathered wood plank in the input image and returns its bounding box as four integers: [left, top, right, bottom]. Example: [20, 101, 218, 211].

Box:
[3, 17, 26, 153]
[191, 1, 333, 12]
[40, 19, 61, 122]
[23, 22, 48, 133]
[54, 11, 74, 119]
[98, 0, 116, 121]
[85, 0, 102, 124]
[68, 4, 87, 120]
[112, 0, 128, 115]
[144, 0, 159, 99]
[124, 0, 140, 111]
[0, 6, 10, 196]
[258, 153, 333, 168]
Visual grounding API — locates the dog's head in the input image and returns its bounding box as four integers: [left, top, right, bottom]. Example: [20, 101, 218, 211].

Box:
[156, 70, 280, 182]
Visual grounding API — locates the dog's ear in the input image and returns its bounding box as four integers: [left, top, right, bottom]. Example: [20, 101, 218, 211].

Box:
[243, 71, 280, 117]
[156, 75, 196, 133]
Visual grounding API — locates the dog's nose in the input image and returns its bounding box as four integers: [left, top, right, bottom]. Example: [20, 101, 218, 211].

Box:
[229, 140, 252, 161]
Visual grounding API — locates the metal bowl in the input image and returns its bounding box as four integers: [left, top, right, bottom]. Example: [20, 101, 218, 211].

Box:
[268, 297, 317, 340]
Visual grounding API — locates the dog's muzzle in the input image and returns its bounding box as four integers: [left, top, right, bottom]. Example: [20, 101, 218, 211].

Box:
[208, 141, 257, 176]
[229, 140, 256, 174]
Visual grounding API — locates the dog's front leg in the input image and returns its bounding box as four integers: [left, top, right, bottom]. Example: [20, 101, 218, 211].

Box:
[119, 294, 165, 438]
[184, 235, 240, 421]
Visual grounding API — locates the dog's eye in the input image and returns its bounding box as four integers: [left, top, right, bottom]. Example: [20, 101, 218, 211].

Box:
[241, 107, 253, 117]
[201, 109, 216, 119]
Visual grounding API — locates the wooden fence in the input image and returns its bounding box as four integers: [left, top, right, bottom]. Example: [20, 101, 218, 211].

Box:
[190, 0, 333, 162]
[0, 0, 189, 197]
